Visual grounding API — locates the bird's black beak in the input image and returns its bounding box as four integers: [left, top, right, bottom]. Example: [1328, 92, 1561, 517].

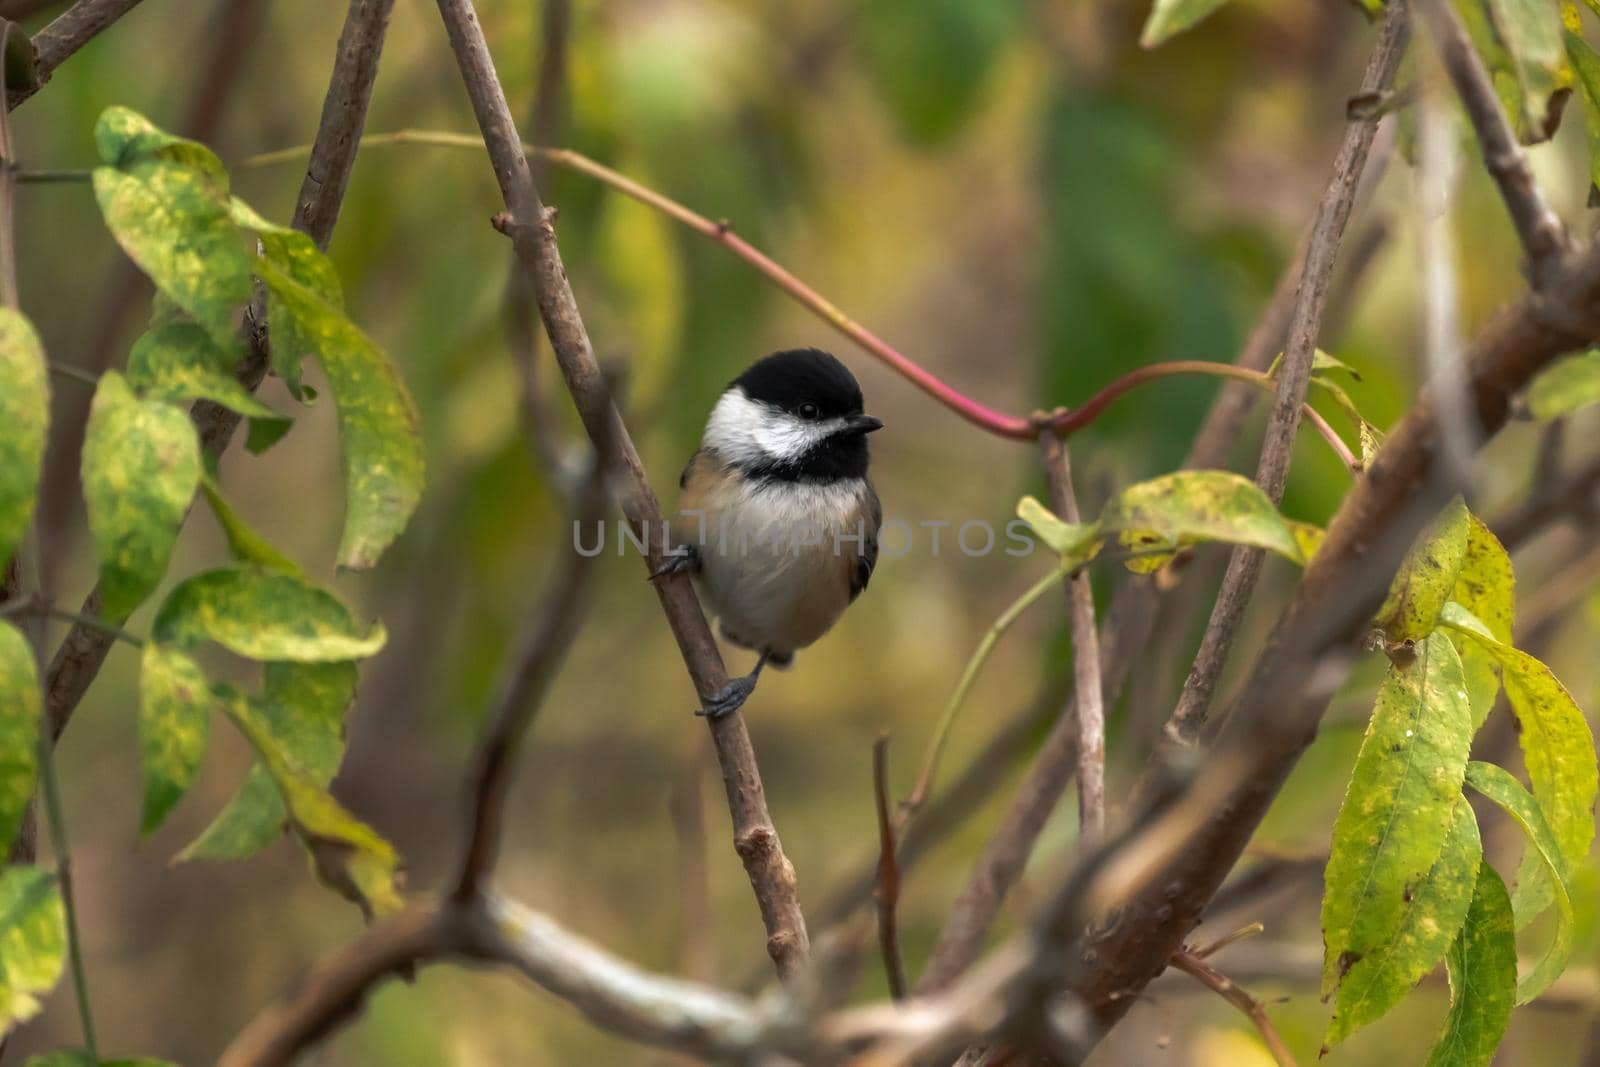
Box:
[845, 414, 884, 435]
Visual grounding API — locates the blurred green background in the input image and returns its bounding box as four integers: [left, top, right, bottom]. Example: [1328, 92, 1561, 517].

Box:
[8, 0, 1600, 1063]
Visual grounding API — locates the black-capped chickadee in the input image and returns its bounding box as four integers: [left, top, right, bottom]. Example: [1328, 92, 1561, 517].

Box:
[654, 348, 883, 718]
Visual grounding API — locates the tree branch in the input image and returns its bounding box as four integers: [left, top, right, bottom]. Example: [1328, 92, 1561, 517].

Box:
[1162, 0, 1410, 744]
[1415, 0, 1572, 281]
[433, 0, 810, 980]
[872, 733, 908, 1000]
[1038, 433, 1103, 842]
[1169, 950, 1296, 1067]
[5, 0, 145, 108]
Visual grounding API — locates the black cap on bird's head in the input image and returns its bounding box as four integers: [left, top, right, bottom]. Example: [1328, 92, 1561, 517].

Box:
[730, 348, 882, 435]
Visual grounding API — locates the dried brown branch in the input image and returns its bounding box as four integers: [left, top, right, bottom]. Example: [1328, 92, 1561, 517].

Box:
[40, 0, 394, 743]
[5, 0, 143, 108]
[453, 459, 605, 901]
[872, 733, 908, 1000]
[1415, 0, 1572, 281]
[1169, 950, 1297, 1067]
[1162, 0, 1410, 745]
[1038, 433, 1104, 842]
[1057, 210, 1600, 1058]
[434, 0, 809, 980]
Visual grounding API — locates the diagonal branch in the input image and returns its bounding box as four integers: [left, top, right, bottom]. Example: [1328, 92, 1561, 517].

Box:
[433, 0, 810, 980]
[1161, 0, 1410, 745]
[1169, 949, 1296, 1067]
[5, 0, 145, 108]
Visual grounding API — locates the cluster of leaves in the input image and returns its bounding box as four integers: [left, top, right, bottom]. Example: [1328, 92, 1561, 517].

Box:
[0, 107, 427, 1053]
[1319, 500, 1595, 1065]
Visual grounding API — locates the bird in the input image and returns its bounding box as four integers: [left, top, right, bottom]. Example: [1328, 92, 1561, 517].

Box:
[654, 348, 883, 718]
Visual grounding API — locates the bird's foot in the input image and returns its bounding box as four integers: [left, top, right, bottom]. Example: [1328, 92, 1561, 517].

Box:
[650, 543, 701, 581]
[696, 652, 770, 719]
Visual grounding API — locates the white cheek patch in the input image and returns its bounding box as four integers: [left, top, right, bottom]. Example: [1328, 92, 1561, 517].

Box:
[703, 390, 846, 465]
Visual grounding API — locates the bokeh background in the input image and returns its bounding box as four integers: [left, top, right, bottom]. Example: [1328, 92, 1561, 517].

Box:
[8, 0, 1600, 1063]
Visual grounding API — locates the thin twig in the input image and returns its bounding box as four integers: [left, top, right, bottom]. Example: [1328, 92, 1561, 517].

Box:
[1170, 949, 1297, 1067]
[435, 0, 810, 980]
[1415, 0, 1572, 282]
[1039, 432, 1104, 843]
[872, 733, 907, 1000]
[6, 0, 146, 108]
[453, 457, 605, 900]
[1161, 1, 1410, 745]
[46, 362, 97, 387]
[39, 0, 393, 747]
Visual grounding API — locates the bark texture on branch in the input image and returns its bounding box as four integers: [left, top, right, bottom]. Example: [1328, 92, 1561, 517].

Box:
[6, 0, 144, 108]
[433, 0, 810, 979]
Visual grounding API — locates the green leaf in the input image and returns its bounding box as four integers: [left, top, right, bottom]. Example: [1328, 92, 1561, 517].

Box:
[152, 565, 386, 662]
[1565, 30, 1600, 200]
[0, 309, 49, 569]
[1447, 516, 1515, 727]
[137, 644, 213, 838]
[1463, 761, 1575, 1001]
[1099, 470, 1304, 565]
[125, 321, 277, 418]
[1485, 0, 1571, 142]
[0, 622, 39, 855]
[1015, 496, 1101, 568]
[253, 259, 424, 569]
[216, 685, 400, 918]
[92, 108, 251, 347]
[1525, 349, 1600, 420]
[861, 0, 1019, 143]
[1325, 797, 1481, 1048]
[593, 166, 685, 411]
[178, 660, 354, 863]
[81, 371, 203, 618]
[198, 478, 300, 575]
[1375, 498, 1470, 646]
[231, 197, 342, 398]
[1140, 0, 1230, 47]
[244, 415, 294, 456]
[1322, 633, 1473, 996]
[0, 865, 65, 1037]
[1439, 603, 1597, 926]
[1424, 862, 1517, 1067]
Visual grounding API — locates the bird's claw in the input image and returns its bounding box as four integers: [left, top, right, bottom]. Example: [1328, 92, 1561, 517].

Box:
[694, 652, 770, 719]
[650, 544, 700, 582]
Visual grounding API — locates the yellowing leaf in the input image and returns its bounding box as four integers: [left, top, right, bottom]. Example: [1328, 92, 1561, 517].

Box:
[137, 644, 213, 838]
[1139, 0, 1230, 48]
[1016, 496, 1101, 568]
[91, 108, 251, 347]
[1486, 0, 1572, 143]
[1099, 470, 1304, 565]
[152, 565, 386, 662]
[0, 623, 39, 855]
[1463, 761, 1575, 1002]
[198, 478, 300, 575]
[1322, 634, 1473, 997]
[81, 372, 203, 618]
[1327, 797, 1480, 1047]
[1447, 516, 1515, 727]
[0, 866, 65, 1037]
[254, 258, 424, 569]
[125, 320, 277, 419]
[230, 196, 342, 398]
[0, 310, 48, 569]
[1526, 349, 1600, 420]
[1375, 498, 1470, 646]
[1424, 861, 1516, 1067]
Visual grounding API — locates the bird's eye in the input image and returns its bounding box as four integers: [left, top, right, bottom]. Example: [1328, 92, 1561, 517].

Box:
[798, 402, 820, 420]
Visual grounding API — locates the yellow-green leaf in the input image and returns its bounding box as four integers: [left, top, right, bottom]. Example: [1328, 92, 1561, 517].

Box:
[178, 660, 354, 863]
[152, 565, 386, 662]
[1483, 0, 1573, 144]
[253, 258, 424, 570]
[1525, 349, 1600, 420]
[1322, 633, 1473, 996]
[1375, 498, 1470, 646]
[1447, 515, 1515, 727]
[125, 320, 277, 419]
[137, 644, 213, 838]
[0, 622, 39, 855]
[1139, 0, 1230, 48]
[81, 372, 203, 618]
[1326, 796, 1481, 1048]
[198, 478, 300, 575]
[1424, 861, 1516, 1067]
[1099, 470, 1304, 565]
[0, 309, 48, 569]
[1566, 31, 1600, 199]
[1463, 760, 1574, 1002]
[1016, 496, 1101, 568]
[1439, 603, 1596, 927]
[0, 865, 65, 1037]
[231, 197, 342, 398]
[594, 170, 684, 411]
[91, 108, 250, 347]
